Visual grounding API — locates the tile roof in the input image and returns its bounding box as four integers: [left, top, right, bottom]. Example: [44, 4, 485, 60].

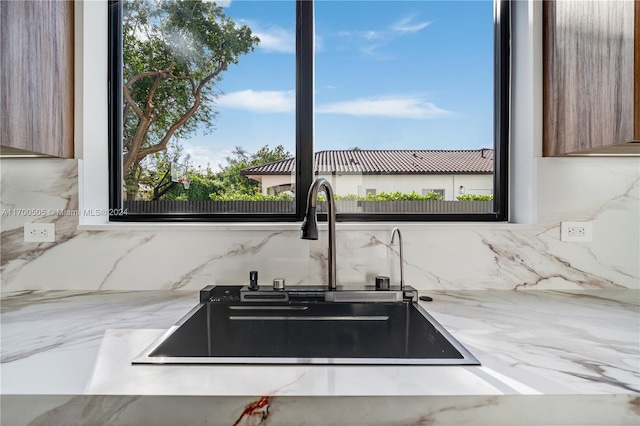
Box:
[241, 149, 494, 175]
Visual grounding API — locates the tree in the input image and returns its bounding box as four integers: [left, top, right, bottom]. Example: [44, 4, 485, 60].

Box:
[122, 0, 259, 198]
[137, 139, 227, 201]
[215, 145, 292, 196]
[160, 166, 224, 201]
[147, 145, 292, 201]
[141, 140, 190, 200]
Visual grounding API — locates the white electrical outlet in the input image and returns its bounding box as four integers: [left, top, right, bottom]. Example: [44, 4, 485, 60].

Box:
[24, 223, 55, 242]
[561, 221, 593, 242]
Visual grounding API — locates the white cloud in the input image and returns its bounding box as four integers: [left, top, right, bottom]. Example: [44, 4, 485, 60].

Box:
[253, 26, 295, 53]
[204, 0, 232, 7]
[315, 34, 324, 52]
[334, 15, 430, 57]
[337, 29, 382, 42]
[362, 30, 383, 40]
[317, 96, 451, 119]
[182, 144, 233, 171]
[360, 43, 385, 56]
[391, 15, 431, 34]
[337, 30, 382, 41]
[217, 90, 295, 113]
[236, 18, 294, 53]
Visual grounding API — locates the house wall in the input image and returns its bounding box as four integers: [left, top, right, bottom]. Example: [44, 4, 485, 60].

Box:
[260, 173, 493, 200]
[260, 174, 294, 195]
[323, 173, 493, 200]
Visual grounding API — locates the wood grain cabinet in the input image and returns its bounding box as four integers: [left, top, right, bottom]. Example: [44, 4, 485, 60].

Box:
[543, 0, 640, 156]
[0, 0, 74, 158]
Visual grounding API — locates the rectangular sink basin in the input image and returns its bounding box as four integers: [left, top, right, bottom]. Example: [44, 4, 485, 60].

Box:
[133, 286, 479, 365]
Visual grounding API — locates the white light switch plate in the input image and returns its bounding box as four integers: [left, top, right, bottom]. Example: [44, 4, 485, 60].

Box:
[24, 223, 55, 242]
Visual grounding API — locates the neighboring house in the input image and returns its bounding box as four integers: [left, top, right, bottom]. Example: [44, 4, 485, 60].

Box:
[241, 149, 494, 201]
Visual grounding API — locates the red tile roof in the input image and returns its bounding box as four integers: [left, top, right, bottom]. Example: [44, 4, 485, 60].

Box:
[241, 149, 494, 175]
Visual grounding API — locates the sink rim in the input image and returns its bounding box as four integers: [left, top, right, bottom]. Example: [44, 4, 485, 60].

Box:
[133, 299, 480, 366]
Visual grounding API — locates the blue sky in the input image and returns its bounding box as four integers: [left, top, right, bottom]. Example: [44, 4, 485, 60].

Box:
[181, 0, 494, 170]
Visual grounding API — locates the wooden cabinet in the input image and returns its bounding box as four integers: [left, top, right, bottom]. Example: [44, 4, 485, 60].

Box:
[0, 0, 74, 158]
[636, 1, 640, 142]
[543, 0, 640, 156]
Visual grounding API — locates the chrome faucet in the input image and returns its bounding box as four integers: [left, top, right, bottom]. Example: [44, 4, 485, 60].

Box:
[390, 227, 405, 290]
[301, 177, 337, 290]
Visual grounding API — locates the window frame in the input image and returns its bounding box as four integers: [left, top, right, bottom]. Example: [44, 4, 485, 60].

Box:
[108, 0, 510, 223]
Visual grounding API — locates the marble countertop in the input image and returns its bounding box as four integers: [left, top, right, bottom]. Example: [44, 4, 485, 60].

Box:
[2, 289, 638, 399]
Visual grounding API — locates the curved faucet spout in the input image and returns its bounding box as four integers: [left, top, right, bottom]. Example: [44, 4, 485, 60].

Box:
[301, 178, 337, 290]
[390, 227, 405, 290]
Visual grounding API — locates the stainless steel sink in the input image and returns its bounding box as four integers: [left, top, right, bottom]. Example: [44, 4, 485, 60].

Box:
[133, 285, 479, 366]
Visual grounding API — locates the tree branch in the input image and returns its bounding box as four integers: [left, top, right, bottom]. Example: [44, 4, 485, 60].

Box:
[135, 62, 226, 159]
[145, 72, 164, 114]
[151, 99, 176, 124]
[123, 116, 152, 172]
[123, 71, 162, 119]
[123, 68, 170, 172]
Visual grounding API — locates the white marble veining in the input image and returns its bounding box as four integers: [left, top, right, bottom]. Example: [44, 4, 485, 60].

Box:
[2, 394, 635, 426]
[0, 290, 195, 393]
[1, 159, 640, 291]
[2, 158, 639, 292]
[1, 159, 79, 287]
[1, 289, 638, 425]
[89, 329, 507, 396]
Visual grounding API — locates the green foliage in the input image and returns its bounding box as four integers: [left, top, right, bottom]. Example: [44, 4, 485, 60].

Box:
[363, 191, 443, 201]
[303, 191, 444, 202]
[214, 145, 293, 196]
[130, 140, 222, 201]
[209, 192, 294, 201]
[334, 193, 360, 201]
[144, 144, 292, 201]
[162, 169, 224, 201]
[456, 194, 493, 201]
[122, 0, 259, 196]
[137, 141, 490, 204]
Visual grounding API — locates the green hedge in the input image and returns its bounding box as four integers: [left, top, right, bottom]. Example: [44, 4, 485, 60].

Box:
[209, 192, 294, 201]
[319, 191, 443, 201]
[456, 194, 493, 201]
[205, 191, 494, 201]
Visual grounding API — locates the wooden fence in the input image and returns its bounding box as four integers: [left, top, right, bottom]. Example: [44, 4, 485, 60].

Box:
[124, 200, 493, 214]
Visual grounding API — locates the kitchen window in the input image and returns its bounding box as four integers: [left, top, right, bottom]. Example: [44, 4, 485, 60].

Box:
[108, 0, 509, 222]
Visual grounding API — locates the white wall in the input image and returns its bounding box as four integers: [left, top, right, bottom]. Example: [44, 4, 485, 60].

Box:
[260, 174, 493, 200]
[324, 173, 493, 200]
[2, 157, 638, 291]
[260, 175, 294, 195]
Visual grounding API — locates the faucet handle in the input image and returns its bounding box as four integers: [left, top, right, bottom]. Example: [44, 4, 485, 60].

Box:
[249, 271, 260, 291]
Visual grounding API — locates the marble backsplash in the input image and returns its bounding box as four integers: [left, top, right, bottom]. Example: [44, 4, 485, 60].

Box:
[1, 158, 638, 291]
